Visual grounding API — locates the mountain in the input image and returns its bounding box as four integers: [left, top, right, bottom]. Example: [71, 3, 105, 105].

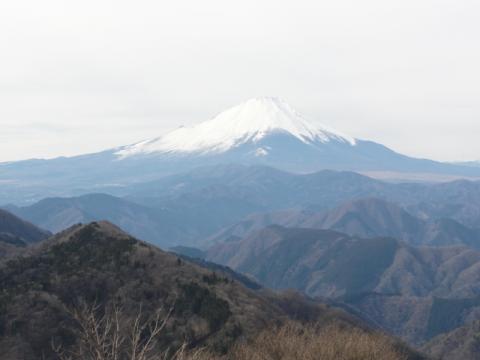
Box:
[206, 226, 480, 299]
[9, 165, 480, 249]
[422, 321, 480, 359]
[0, 209, 50, 246]
[2, 97, 480, 205]
[108, 97, 480, 180]
[99, 164, 480, 233]
[206, 226, 480, 345]
[116, 97, 356, 157]
[209, 198, 480, 248]
[6, 191, 272, 248]
[4, 193, 203, 248]
[5, 167, 397, 248]
[125, 165, 480, 234]
[0, 221, 420, 360]
[5, 193, 157, 234]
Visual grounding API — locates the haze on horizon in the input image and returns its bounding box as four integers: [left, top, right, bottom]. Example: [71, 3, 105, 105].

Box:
[1, 0, 479, 163]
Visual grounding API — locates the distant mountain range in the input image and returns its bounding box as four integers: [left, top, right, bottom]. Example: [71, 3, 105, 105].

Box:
[209, 198, 480, 248]
[5, 191, 264, 248]
[204, 225, 480, 345]
[6, 165, 480, 248]
[2, 97, 480, 204]
[3, 193, 189, 246]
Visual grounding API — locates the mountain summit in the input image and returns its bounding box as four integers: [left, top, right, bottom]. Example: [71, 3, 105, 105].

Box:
[2, 97, 480, 204]
[116, 97, 356, 158]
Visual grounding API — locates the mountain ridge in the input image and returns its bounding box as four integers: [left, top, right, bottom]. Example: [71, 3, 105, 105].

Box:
[0, 221, 422, 360]
[0, 209, 50, 245]
[8, 165, 480, 248]
[208, 198, 480, 248]
[205, 225, 480, 345]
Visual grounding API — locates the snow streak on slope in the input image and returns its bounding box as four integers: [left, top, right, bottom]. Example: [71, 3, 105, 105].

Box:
[116, 97, 356, 158]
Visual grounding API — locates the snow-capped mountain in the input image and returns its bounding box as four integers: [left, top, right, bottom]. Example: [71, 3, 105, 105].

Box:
[116, 97, 356, 158]
[2, 97, 480, 204]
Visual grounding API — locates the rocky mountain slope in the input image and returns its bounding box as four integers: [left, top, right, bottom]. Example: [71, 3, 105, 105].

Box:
[206, 226, 480, 345]
[422, 321, 480, 359]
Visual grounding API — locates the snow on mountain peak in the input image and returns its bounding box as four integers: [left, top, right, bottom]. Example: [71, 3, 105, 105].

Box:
[116, 97, 356, 158]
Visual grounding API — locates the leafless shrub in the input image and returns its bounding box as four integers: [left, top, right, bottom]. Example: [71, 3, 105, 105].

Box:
[52, 303, 411, 360]
[52, 301, 185, 360]
[224, 321, 410, 360]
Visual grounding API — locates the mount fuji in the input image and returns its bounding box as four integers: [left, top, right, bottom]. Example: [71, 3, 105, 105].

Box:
[116, 97, 356, 158]
[1, 97, 480, 204]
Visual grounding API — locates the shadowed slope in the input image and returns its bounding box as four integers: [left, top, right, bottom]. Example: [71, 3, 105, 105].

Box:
[206, 226, 480, 345]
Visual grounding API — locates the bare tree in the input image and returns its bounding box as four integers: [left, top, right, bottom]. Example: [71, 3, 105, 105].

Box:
[52, 301, 196, 360]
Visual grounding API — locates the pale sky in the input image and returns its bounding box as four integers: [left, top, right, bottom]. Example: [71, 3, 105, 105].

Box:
[1, 0, 479, 162]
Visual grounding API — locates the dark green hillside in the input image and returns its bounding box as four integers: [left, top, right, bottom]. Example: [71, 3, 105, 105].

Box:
[0, 222, 283, 358]
[0, 221, 420, 360]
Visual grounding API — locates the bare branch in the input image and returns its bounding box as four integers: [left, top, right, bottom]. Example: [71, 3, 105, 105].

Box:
[52, 301, 178, 360]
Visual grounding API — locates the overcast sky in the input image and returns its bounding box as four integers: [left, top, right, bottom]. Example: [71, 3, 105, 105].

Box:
[1, 0, 479, 162]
